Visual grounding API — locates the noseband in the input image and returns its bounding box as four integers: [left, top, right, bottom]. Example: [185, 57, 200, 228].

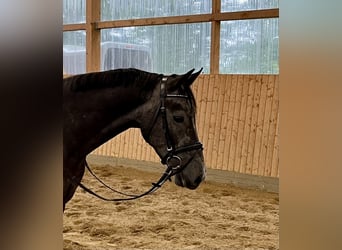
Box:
[147, 76, 203, 174]
[77, 75, 203, 202]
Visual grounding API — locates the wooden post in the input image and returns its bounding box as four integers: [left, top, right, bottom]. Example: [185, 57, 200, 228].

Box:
[86, 0, 101, 73]
[210, 0, 221, 74]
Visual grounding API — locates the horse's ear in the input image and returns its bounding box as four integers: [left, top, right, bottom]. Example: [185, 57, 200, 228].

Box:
[183, 68, 195, 80]
[168, 68, 201, 90]
[186, 67, 203, 86]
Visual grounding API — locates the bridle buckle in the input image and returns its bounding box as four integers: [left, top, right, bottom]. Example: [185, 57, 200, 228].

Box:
[166, 155, 182, 171]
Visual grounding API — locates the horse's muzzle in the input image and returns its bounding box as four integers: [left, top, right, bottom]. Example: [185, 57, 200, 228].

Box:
[174, 161, 206, 189]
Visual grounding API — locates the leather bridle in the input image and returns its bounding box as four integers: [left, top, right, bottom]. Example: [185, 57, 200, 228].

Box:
[147, 76, 203, 171]
[77, 75, 203, 202]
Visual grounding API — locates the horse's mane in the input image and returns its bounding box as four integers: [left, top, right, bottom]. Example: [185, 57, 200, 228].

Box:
[65, 68, 197, 111]
[66, 68, 160, 92]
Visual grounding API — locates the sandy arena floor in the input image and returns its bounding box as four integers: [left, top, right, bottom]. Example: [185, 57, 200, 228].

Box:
[63, 164, 279, 249]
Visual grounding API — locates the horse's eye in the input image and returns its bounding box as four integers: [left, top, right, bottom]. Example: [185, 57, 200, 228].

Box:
[173, 115, 184, 123]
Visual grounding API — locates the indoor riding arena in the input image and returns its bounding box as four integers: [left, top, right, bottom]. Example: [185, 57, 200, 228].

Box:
[63, 1, 279, 249]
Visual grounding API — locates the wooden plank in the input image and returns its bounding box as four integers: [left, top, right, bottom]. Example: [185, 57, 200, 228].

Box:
[110, 139, 115, 157]
[135, 129, 141, 160]
[207, 75, 220, 167]
[247, 75, 262, 175]
[120, 133, 129, 159]
[224, 75, 238, 171]
[201, 75, 212, 167]
[136, 133, 143, 161]
[206, 75, 217, 163]
[131, 128, 138, 160]
[216, 75, 230, 169]
[116, 134, 122, 158]
[95, 9, 279, 29]
[112, 135, 123, 157]
[86, 0, 101, 73]
[97, 14, 213, 29]
[240, 76, 255, 174]
[121, 133, 127, 158]
[204, 75, 216, 167]
[124, 131, 130, 159]
[129, 130, 135, 159]
[106, 140, 111, 157]
[126, 129, 133, 159]
[113, 136, 119, 158]
[265, 76, 279, 177]
[271, 113, 279, 177]
[216, 9, 279, 21]
[108, 137, 114, 157]
[212, 75, 226, 168]
[259, 75, 276, 176]
[63, 23, 86, 31]
[228, 75, 243, 171]
[217, 75, 232, 170]
[232, 75, 247, 172]
[253, 75, 268, 175]
[112, 136, 119, 158]
[234, 75, 249, 172]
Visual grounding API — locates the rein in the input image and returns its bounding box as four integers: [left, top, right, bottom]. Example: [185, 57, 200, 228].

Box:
[77, 76, 203, 202]
[77, 160, 174, 202]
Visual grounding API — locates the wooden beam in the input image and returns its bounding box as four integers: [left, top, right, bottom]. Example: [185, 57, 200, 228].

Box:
[64, 9, 279, 31]
[210, 0, 221, 74]
[63, 23, 86, 32]
[86, 0, 101, 73]
[96, 14, 213, 29]
[96, 9, 279, 29]
[217, 8, 279, 21]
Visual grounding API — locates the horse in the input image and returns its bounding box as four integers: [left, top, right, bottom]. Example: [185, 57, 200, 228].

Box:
[63, 68, 206, 210]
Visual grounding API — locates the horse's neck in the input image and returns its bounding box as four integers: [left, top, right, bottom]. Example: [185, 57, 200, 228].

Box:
[83, 86, 147, 154]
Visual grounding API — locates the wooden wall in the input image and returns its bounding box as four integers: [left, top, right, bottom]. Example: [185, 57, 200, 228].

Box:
[92, 74, 279, 178]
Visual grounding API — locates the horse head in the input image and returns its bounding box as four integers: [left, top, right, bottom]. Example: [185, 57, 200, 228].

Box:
[140, 68, 206, 189]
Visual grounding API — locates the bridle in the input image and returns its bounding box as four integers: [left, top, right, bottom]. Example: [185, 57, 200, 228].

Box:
[147, 76, 203, 170]
[77, 75, 203, 202]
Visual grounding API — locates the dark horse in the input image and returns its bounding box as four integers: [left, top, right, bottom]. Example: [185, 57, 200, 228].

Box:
[63, 68, 206, 210]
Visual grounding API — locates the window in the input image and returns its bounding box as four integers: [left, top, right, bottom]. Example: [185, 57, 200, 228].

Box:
[63, 0, 278, 75]
[102, 42, 152, 72]
[220, 18, 279, 74]
[101, 0, 211, 21]
[101, 23, 211, 74]
[221, 0, 279, 12]
[63, 31, 86, 74]
[63, 0, 85, 24]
